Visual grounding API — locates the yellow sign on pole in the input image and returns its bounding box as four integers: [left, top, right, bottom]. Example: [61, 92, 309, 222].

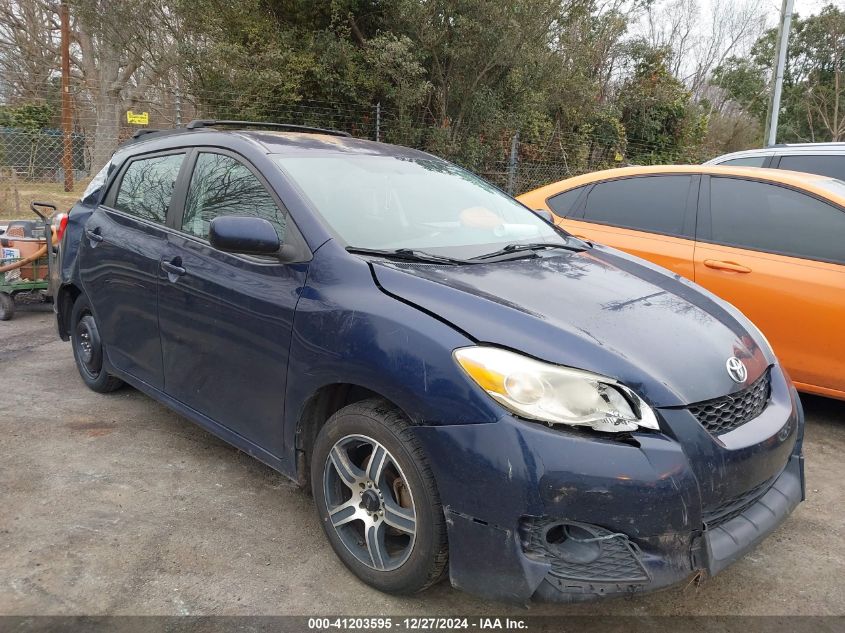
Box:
[126, 111, 149, 125]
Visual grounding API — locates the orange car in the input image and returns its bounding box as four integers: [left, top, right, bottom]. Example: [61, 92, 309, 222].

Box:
[518, 165, 845, 400]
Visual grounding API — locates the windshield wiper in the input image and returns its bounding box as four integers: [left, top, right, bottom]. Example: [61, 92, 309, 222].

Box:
[470, 240, 586, 261]
[346, 247, 472, 265]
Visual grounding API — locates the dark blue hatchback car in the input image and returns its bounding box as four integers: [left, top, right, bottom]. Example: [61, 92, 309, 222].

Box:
[54, 121, 804, 604]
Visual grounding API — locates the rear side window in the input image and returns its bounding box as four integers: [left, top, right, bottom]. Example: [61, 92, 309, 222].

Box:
[82, 160, 111, 202]
[547, 187, 584, 217]
[182, 153, 287, 241]
[581, 176, 691, 236]
[718, 156, 768, 167]
[709, 177, 845, 264]
[114, 153, 185, 223]
[778, 155, 845, 180]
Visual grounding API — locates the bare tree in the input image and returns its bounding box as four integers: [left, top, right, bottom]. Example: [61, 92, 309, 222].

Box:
[694, 0, 768, 98]
[637, 0, 768, 99]
[0, 0, 61, 101]
[70, 0, 178, 168]
[0, 0, 177, 170]
[642, 0, 698, 79]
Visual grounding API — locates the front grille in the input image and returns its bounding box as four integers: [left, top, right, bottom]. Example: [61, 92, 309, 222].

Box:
[687, 368, 771, 435]
[702, 468, 782, 528]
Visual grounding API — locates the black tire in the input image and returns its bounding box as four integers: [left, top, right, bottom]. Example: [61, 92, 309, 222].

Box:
[70, 293, 124, 393]
[311, 398, 448, 594]
[0, 292, 14, 321]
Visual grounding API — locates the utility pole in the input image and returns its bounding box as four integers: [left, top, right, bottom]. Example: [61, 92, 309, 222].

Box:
[174, 82, 182, 127]
[765, 0, 794, 147]
[60, 1, 73, 192]
[507, 132, 519, 195]
[375, 102, 381, 142]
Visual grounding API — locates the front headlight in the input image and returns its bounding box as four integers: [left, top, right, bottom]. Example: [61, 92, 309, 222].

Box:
[454, 346, 659, 433]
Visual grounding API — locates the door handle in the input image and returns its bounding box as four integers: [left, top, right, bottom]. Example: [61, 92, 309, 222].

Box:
[85, 227, 103, 243]
[703, 259, 752, 273]
[160, 258, 186, 277]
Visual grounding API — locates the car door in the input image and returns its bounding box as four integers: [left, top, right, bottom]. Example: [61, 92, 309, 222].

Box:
[556, 175, 698, 279]
[78, 150, 188, 389]
[156, 149, 310, 457]
[694, 175, 845, 395]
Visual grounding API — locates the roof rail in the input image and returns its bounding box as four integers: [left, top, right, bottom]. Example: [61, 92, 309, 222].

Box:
[770, 141, 845, 148]
[185, 119, 351, 137]
[131, 128, 162, 139]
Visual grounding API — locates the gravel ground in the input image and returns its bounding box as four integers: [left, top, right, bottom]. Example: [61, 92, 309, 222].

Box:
[1, 304, 843, 616]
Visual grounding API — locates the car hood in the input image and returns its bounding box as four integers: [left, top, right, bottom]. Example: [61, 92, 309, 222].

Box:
[371, 245, 773, 407]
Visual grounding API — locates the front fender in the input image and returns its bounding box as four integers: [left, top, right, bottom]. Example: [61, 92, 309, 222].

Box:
[283, 243, 504, 453]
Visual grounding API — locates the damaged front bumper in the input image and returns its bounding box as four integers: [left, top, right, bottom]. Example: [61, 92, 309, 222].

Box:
[411, 370, 804, 604]
[529, 454, 803, 602]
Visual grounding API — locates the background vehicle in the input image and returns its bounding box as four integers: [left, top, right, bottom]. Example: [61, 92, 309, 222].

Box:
[55, 124, 803, 604]
[705, 143, 845, 180]
[519, 165, 845, 400]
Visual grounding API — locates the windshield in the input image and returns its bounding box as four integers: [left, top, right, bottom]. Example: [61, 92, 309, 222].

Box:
[273, 154, 566, 258]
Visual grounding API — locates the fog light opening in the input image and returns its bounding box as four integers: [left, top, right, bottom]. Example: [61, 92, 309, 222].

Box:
[545, 524, 567, 545]
[543, 522, 602, 565]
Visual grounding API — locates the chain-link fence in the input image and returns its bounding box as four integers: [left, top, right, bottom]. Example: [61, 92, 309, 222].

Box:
[0, 84, 713, 220]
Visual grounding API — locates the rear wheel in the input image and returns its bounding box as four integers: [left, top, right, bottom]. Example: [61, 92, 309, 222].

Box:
[70, 294, 123, 393]
[311, 399, 448, 594]
[0, 292, 14, 321]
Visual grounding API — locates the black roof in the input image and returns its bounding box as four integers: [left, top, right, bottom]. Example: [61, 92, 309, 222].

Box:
[185, 119, 351, 137]
[128, 119, 350, 146]
[121, 119, 436, 161]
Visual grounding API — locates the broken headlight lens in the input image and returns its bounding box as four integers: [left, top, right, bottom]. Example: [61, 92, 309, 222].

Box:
[454, 346, 659, 433]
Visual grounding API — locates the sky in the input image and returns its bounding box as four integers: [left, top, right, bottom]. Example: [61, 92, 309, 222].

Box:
[731, 0, 833, 26]
[630, 0, 838, 81]
[648, 0, 835, 36]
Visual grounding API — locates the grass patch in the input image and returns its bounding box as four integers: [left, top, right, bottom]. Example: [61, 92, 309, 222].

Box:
[0, 180, 87, 222]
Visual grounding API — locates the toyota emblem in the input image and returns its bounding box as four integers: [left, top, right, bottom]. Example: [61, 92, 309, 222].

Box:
[726, 357, 747, 383]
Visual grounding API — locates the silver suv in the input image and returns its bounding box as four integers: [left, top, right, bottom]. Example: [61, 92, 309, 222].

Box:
[705, 142, 845, 180]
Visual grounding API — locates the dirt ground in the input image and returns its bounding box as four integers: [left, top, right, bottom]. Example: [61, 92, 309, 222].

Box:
[1, 304, 843, 616]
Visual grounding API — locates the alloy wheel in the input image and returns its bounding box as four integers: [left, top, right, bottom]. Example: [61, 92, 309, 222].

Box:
[322, 434, 417, 571]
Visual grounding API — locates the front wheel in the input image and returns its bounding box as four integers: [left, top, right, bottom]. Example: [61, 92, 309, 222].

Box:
[311, 399, 448, 594]
[70, 294, 124, 393]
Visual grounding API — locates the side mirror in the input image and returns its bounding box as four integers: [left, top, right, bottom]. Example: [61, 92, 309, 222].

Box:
[209, 216, 280, 255]
[532, 209, 554, 224]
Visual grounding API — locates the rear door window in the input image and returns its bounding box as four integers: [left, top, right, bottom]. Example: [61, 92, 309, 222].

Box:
[778, 155, 845, 180]
[181, 152, 287, 241]
[581, 176, 691, 236]
[709, 177, 845, 264]
[114, 153, 185, 223]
